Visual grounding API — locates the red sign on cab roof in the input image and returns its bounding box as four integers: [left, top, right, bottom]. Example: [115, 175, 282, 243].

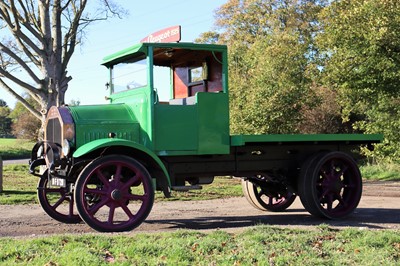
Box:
[140, 25, 181, 43]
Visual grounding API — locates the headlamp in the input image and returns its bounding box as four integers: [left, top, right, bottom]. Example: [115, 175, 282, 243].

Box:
[62, 139, 70, 157]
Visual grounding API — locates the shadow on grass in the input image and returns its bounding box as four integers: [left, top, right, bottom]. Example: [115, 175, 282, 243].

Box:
[0, 190, 36, 196]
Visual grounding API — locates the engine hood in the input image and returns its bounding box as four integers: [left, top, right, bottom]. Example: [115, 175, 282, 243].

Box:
[67, 104, 141, 148]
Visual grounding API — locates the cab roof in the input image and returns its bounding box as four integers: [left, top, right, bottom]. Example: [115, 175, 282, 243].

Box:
[102, 42, 227, 67]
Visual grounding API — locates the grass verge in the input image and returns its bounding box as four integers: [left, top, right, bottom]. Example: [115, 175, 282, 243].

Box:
[360, 163, 400, 181]
[0, 139, 34, 160]
[0, 165, 37, 204]
[0, 225, 399, 265]
[0, 164, 243, 205]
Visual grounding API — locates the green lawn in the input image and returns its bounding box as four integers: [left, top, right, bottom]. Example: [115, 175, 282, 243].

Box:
[0, 164, 37, 204]
[0, 225, 399, 265]
[360, 163, 400, 181]
[0, 138, 34, 160]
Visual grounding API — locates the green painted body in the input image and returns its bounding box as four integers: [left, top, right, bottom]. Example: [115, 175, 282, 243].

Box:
[154, 92, 230, 155]
[69, 104, 140, 148]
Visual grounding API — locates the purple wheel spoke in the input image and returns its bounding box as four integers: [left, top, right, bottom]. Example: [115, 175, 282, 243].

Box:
[329, 160, 336, 176]
[337, 165, 348, 178]
[108, 204, 116, 224]
[319, 188, 329, 201]
[120, 204, 135, 219]
[52, 194, 67, 209]
[83, 188, 108, 196]
[96, 169, 110, 188]
[69, 197, 75, 217]
[121, 174, 140, 191]
[326, 194, 334, 211]
[126, 194, 145, 202]
[113, 164, 123, 185]
[88, 197, 109, 215]
[335, 193, 346, 207]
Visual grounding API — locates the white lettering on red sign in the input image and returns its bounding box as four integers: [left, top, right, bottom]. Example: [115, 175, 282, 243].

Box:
[140, 26, 181, 43]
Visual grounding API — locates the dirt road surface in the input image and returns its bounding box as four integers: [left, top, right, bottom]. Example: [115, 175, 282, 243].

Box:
[0, 181, 399, 238]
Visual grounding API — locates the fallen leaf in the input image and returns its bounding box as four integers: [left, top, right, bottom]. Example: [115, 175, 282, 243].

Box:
[192, 243, 199, 252]
[104, 250, 115, 263]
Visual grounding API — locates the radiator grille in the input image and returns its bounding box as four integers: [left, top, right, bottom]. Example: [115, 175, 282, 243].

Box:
[46, 118, 62, 145]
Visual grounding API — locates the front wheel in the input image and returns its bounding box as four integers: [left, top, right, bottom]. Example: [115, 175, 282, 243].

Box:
[298, 152, 362, 219]
[74, 155, 154, 232]
[37, 170, 81, 224]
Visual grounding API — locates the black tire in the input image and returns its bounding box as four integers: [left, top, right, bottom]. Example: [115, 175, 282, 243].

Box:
[298, 152, 362, 219]
[242, 179, 296, 212]
[74, 155, 154, 232]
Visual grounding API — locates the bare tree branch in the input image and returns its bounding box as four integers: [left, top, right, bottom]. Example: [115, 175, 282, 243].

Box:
[0, 41, 41, 84]
[16, 1, 43, 41]
[0, 78, 42, 119]
[62, 0, 87, 71]
[4, 1, 43, 55]
[61, 0, 72, 11]
[0, 67, 38, 92]
[0, 3, 43, 64]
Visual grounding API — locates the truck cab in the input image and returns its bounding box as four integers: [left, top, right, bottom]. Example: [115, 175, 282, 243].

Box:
[102, 43, 230, 155]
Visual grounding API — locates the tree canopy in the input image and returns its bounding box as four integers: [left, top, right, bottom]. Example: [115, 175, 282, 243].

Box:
[318, 0, 400, 162]
[198, 0, 329, 134]
[199, 0, 398, 162]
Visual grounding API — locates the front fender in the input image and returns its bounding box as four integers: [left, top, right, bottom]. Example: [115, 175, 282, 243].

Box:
[73, 138, 171, 192]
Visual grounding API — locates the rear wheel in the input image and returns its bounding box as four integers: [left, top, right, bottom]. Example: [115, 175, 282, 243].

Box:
[298, 152, 362, 219]
[242, 178, 296, 212]
[74, 155, 154, 232]
[37, 170, 81, 224]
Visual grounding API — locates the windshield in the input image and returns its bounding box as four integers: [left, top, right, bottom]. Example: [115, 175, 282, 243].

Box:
[111, 57, 147, 94]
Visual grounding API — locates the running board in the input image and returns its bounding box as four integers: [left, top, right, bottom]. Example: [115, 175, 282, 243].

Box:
[171, 185, 203, 191]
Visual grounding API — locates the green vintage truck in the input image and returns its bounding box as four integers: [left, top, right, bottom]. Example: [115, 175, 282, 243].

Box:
[30, 41, 382, 232]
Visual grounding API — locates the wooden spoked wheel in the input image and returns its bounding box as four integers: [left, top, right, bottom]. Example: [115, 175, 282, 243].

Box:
[74, 155, 154, 232]
[37, 170, 81, 224]
[298, 152, 362, 219]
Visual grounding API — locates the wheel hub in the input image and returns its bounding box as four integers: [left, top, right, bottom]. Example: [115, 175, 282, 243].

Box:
[111, 189, 123, 200]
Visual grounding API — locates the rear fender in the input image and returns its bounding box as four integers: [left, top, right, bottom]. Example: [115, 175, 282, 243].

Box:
[73, 138, 171, 197]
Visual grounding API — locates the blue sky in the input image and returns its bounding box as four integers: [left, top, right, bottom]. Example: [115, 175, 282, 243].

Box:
[1, 0, 227, 108]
